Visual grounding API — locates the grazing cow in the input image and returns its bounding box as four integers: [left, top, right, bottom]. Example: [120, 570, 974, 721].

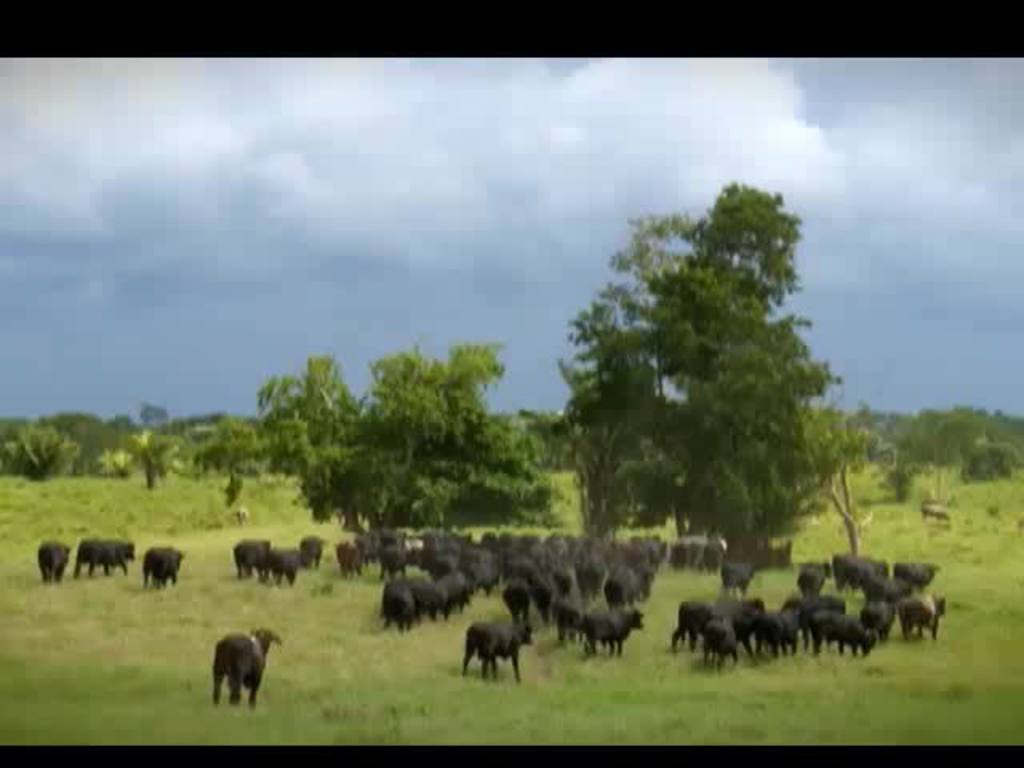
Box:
[143, 547, 185, 588]
[381, 580, 416, 632]
[462, 621, 533, 683]
[581, 608, 645, 657]
[436, 572, 472, 616]
[335, 542, 363, 577]
[233, 540, 271, 581]
[212, 628, 281, 707]
[379, 545, 407, 582]
[860, 601, 896, 642]
[671, 601, 714, 653]
[267, 548, 302, 586]
[604, 567, 640, 608]
[553, 594, 585, 644]
[37, 542, 71, 583]
[575, 558, 606, 603]
[407, 578, 448, 622]
[817, 615, 877, 657]
[897, 595, 947, 640]
[74, 539, 135, 578]
[788, 594, 846, 651]
[503, 579, 532, 623]
[893, 562, 939, 590]
[753, 609, 800, 658]
[298, 537, 326, 569]
[861, 574, 914, 604]
[701, 617, 739, 669]
[797, 562, 831, 597]
[721, 563, 755, 596]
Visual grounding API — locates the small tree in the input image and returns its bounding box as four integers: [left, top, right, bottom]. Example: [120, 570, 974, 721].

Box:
[807, 408, 870, 555]
[962, 440, 1020, 483]
[130, 430, 179, 490]
[194, 417, 264, 508]
[98, 449, 135, 479]
[2, 425, 79, 481]
[882, 452, 920, 502]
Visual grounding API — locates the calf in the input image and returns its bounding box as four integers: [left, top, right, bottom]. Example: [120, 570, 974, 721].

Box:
[503, 579, 532, 623]
[381, 580, 416, 632]
[721, 562, 755, 596]
[143, 547, 185, 588]
[860, 601, 896, 642]
[462, 621, 533, 683]
[37, 542, 70, 583]
[893, 562, 939, 590]
[212, 628, 281, 707]
[581, 608, 645, 657]
[897, 595, 947, 640]
[335, 542, 363, 577]
[267, 548, 302, 586]
[233, 540, 271, 581]
[298, 536, 326, 569]
[701, 617, 739, 669]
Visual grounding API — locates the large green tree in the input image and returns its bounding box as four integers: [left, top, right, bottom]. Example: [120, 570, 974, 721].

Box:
[194, 417, 265, 507]
[2, 424, 80, 481]
[563, 183, 836, 538]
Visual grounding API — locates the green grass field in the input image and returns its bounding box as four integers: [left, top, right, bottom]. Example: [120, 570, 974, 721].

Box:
[2, 469, 1024, 744]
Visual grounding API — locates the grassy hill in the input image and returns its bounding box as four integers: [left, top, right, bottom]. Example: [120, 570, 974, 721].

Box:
[1, 469, 1023, 744]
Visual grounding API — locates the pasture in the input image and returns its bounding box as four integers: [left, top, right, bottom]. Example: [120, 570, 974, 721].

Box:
[2, 470, 1024, 744]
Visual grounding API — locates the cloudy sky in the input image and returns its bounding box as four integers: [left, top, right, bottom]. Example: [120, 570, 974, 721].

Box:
[3, 58, 1023, 420]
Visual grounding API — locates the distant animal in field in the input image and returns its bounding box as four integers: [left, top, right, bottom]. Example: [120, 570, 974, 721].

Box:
[233, 540, 272, 581]
[299, 536, 326, 569]
[212, 628, 282, 707]
[267, 548, 302, 586]
[721, 562, 755, 596]
[897, 595, 947, 640]
[234, 507, 249, 526]
[74, 539, 135, 578]
[142, 547, 185, 588]
[462, 621, 533, 683]
[37, 542, 71, 583]
[335, 542, 363, 577]
[921, 501, 950, 522]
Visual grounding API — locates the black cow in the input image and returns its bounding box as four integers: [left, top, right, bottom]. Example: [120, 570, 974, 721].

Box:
[379, 545, 407, 582]
[234, 540, 272, 581]
[721, 562, 755, 596]
[817, 614, 877, 657]
[552, 567, 575, 598]
[381, 580, 416, 632]
[38, 542, 71, 583]
[298, 536, 326, 569]
[212, 628, 281, 707]
[143, 547, 185, 588]
[581, 608, 645, 657]
[436, 572, 472, 616]
[467, 559, 499, 596]
[860, 601, 896, 642]
[267, 548, 302, 586]
[74, 539, 134, 578]
[753, 610, 800, 657]
[671, 601, 714, 653]
[575, 558, 606, 603]
[503, 579, 532, 623]
[797, 562, 831, 597]
[604, 567, 639, 608]
[832, 555, 888, 591]
[711, 598, 765, 657]
[861, 574, 914, 604]
[787, 594, 846, 651]
[407, 578, 448, 621]
[893, 562, 940, 590]
[553, 594, 585, 644]
[529, 574, 555, 624]
[701, 617, 739, 668]
[462, 621, 533, 683]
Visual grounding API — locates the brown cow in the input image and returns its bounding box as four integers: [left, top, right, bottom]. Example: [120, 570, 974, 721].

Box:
[897, 595, 947, 640]
[335, 541, 363, 578]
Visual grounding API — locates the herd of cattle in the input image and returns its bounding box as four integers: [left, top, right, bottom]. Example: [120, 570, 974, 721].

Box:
[34, 530, 947, 705]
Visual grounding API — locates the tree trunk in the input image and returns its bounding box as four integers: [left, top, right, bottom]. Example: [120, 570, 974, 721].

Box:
[828, 466, 860, 556]
[145, 464, 156, 491]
